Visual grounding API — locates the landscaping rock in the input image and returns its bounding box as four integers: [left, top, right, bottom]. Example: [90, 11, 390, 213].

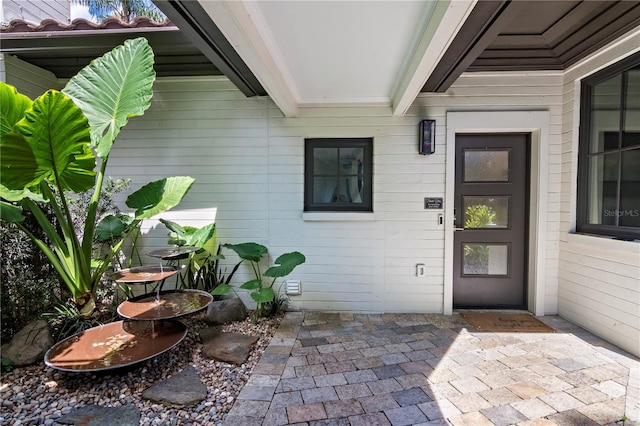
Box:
[201, 332, 259, 365]
[3, 320, 53, 366]
[199, 327, 221, 342]
[205, 298, 247, 324]
[56, 404, 140, 426]
[141, 365, 207, 406]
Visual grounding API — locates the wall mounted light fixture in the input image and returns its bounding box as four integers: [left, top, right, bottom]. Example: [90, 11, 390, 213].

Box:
[419, 119, 435, 155]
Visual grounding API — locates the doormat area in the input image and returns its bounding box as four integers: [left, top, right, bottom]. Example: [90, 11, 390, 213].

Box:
[460, 312, 556, 333]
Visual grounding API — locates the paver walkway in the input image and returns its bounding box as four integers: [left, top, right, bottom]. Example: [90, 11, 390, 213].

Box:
[224, 312, 639, 425]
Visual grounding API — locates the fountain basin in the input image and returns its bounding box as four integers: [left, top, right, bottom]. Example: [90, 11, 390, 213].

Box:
[117, 289, 213, 320]
[147, 246, 200, 260]
[110, 265, 181, 283]
[44, 320, 187, 372]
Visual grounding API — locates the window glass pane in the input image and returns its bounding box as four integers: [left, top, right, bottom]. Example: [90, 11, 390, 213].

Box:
[314, 148, 337, 174]
[587, 153, 618, 225]
[463, 197, 509, 228]
[463, 150, 509, 182]
[620, 149, 640, 227]
[313, 177, 338, 203]
[339, 147, 364, 175]
[463, 244, 508, 275]
[336, 176, 364, 204]
[590, 75, 622, 153]
[623, 69, 640, 148]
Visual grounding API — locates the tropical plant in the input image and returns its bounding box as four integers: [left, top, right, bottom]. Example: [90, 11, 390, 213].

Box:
[159, 218, 222, 292]
[72, 0, 166, 23]
[212, 243, 305, 322]
[0, 37, 194, 317]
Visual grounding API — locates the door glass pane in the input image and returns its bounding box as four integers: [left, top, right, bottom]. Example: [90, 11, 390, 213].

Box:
[463, 244, 509, 276]
[620, 149, 640, 227]
[587, 152, 618, 225]
[463, 197, 509, 228]
[464, 150, 509, 182]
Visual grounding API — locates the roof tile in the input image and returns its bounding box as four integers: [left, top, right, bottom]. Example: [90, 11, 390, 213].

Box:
[1, 17, 174, 33]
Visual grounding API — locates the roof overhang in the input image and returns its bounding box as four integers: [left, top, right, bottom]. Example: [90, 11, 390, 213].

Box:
[0, 14, 266, 97]
[1, 23, 220, 79]
[424, 0, 640, 92]
[153, 0, 266, 97]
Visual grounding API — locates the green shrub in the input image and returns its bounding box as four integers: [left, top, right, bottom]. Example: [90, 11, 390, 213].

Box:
[1, 210, 61, 343]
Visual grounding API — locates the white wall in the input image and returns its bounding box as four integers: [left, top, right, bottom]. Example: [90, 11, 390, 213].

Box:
[95, 71, 565, 314]
[1, 54, 61, 97]
[559, 29, 640, 357]
[2, 0, 69, 25]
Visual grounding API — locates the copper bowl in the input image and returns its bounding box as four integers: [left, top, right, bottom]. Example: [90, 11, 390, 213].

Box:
[44, 320, 187, 372]
[117, 289, 213, 321]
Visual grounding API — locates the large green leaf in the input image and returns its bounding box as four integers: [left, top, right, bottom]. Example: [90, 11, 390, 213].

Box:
[0, 133, 38, 190]
[126, 176, 195, 219]
[0, 184, 46, 205]
[250, 287, 275, 304]
[264, 252, 306, 278]
[159, 218, 187, 239]
[0, 83, 31, 137]
[62, 37, 155, 158]
[223, 242, 268, 262]
[210, 284, 233, 296]
[1, 90, 95, 192]
[240, 279, 262, 291]
[95, 214, 127, 242]
[0, 201, 25, 223]
[189, 223, 217, 249]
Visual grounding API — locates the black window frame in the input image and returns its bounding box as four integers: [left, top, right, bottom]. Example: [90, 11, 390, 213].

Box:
[577, 51, 640, 240]
[304, 138, 373, 212]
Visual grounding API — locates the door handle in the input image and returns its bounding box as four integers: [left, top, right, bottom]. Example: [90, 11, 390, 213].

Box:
[454, 227, 465, 231]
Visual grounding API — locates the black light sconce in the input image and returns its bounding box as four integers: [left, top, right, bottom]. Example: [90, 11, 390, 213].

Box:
[418, 119, 435, 155]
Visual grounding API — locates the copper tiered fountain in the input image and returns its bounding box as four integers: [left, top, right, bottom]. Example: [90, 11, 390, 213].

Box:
[44, 247, 212, 372]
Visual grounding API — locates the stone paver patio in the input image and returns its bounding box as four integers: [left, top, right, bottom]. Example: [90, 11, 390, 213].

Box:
[224, 312, 640, 425]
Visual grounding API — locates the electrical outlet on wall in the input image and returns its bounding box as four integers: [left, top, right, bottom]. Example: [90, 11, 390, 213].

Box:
[416, 264, 426, 277]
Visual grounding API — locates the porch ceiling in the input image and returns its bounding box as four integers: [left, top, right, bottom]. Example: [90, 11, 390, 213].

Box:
[155, 0, 640, 117]
[2, 1, 639, 117]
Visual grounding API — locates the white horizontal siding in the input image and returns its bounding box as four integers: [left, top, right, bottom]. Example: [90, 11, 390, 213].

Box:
[2, 0, 69, 25]
[557, 28, 640, 357]
[1, 55, 60, 98]
[2, 64, 568, 314]
[107, 71, 566, 314]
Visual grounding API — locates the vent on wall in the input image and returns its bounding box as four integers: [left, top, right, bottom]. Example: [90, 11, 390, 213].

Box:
[286, 280, 302, 295]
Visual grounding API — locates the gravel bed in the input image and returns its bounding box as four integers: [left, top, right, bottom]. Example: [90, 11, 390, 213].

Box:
[0, 314, 282, 425]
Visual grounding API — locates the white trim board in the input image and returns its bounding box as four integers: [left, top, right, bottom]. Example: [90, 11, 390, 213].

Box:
[444, 111, 550, 316]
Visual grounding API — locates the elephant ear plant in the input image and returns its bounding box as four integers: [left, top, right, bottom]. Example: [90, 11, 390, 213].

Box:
[159, 218, 220, 291]
[212, 243, 305, 323]
[0, 37, 195, 317]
